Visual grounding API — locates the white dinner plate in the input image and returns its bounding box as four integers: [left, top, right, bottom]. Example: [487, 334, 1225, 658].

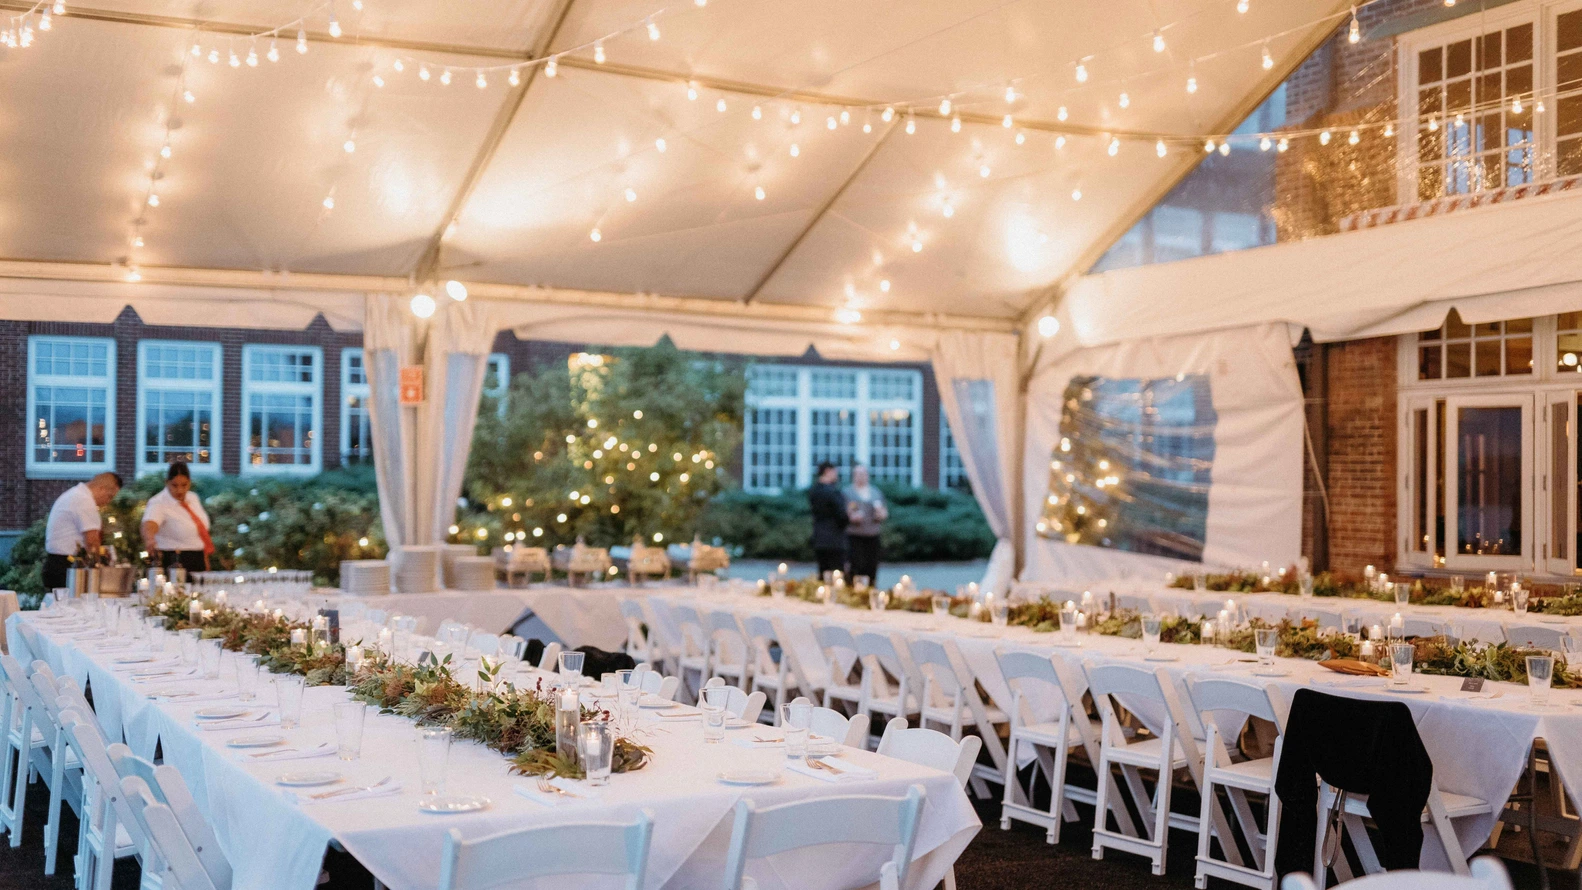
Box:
[227, 733, 287, 749]
[725, 719, 753, 729]
[113, 655, 154, 664]
[418, 795, 490, 814]
[1539, 616, 1569, 624]
[638, 695, 673, 709]
[718, 769, 780, 786]
[805, 740, 841, 757]
[1382, 685, 1429, 694]
[1251, 668, 1290, 678]
[1144, 654, 1180, 663]
[275, 771, 341, 787]
[195, 706, 250, 720]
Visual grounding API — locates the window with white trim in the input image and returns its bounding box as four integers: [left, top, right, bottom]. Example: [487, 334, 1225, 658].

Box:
[27, 336, 115, 476]
[242, 345, 321, 473]
[743, 364, 923, 492]
[941, 419, 969, 489]
[483, 353, 510, 417]
[137, 340, 220, 476]
[341, 348, 371, 465]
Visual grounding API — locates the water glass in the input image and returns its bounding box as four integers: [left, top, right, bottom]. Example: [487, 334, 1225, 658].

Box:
[1191, 573, 1205, 591]
[701, 685, 730, 743]
[333, 701, 366, 760]
[1393, 583, 1411, 607]
[931, 595, 951, 619]
[781, 701, 812, 756]
[1527, 655, 1555, 707]
[235, 658, 260, 702]
[600, 672, 618, 697]
[558, 650, 585, 682]
[990, 597, 1010, 628]
[178, 628, 202, 665]
[1255, 628, 1279, 666]
[1513, 586, 1530, 616]
[868, 588, 890, 612]
[1142, 614, 1164, 653]
[578, 720, 614, 785]
[1450, 575, 1465, 593]
[853, 575, 871, 593]
[417, 726, 453, 795]
[1298, 571, 1315, 598]
[1058, 606, 1078, 641]
[275, 674, 306, 730]
[1389, 642, 1415, 686]
[198, 639, 223, 680]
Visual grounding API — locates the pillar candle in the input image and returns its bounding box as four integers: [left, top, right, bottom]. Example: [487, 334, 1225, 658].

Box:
[290, 628, 307, 646]
[188, 599, 202, 621]
[1201, 620, 1216, 641]
[1369, 624, 1383, 641]
[215, 590, 227, 606]
[377, 628, 393, 657]
[1390, 612, 1404, 629]
[1075, 611, 1088, 629]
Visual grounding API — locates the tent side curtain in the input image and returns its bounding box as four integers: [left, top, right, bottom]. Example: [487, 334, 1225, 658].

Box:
[1058, 188, 1582, 348]
[928, 331, 1022, 595]
[0, 278, 366, 331]
[1021, 322, 1303, 588]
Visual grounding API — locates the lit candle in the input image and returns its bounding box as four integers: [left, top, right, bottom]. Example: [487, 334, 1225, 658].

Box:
[254, 599, 266, 613]
[1064, 599, 1077, 611]
[138, 578, 149, 592]
[188, 599, 202, 621]
[1360, 639, 1376, 659]
[1486, 571, 1498, 589]
[777, 562, 788, 575]
[1494, 589, 1505, 604]
[215, 590, 227, 606]
[1390, 612, 1404, 629]
[1165, 572, 1176, 586]
[345, 646, 364, 670]
[1377, 573, 1388, 591]
[273, 608, 284, 620]
[377, 627, 393, 656]
[164, 582, 176, 596]
[1218, 608, 1229, 623]
[1075, 611, 1087, 629]
[1224, 599, 1236, 616]
[290, 628, 307, 646]
[1369, 624, 1383, 641]
[1081, 590, 1094, 608]
[1201, 620, 1216, 641]
[1364, 565, 1376, 581]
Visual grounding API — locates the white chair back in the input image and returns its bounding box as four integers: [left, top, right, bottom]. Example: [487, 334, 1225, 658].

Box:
[500, 635, 528, 662]
[875, 717, 981, 787]
[854, 632, 920, 708]
[107, 747, 232, 888]
[537, 642, 564, 672]
[671, 605, 710, 658]
[59, 708, 152, 871]
[618, 600, 653, 660]
[740, 615, 780, 674]
[438, 812, 654, 890]
[1506, 625, 1567, 651]
[721, 785, 925, 890]
[1183, 677, 1285, 729]
[639, 670, 681, 701]
[466, 631, 502, 657]
[122, 776, 222, 890]
[702, 678, 766, 723]
[792, 696, 870, 748]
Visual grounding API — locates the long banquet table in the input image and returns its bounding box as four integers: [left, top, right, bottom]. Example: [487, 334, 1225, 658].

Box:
[643, 586, 1582, 870]
[7, 610, 979, 890]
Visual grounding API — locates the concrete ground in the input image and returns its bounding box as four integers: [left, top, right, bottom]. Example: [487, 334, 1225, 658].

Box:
[731, 559, 988, 593]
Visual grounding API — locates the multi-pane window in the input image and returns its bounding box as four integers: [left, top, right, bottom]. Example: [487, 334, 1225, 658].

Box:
[1556, 9, 1582, 175]
[1412, 19, 1535, 199]
[137, 341, 220, 475]
[1558, 312, 1582, 374]
[1417, 310, 1533, 379]
[341, 348, 371, 465]
[243, 346, 320, 473]
[483, 353, 510, 418]
[743, 365, 923, 491]
[27, 337, 115, 475]
[941, 419, 969, 489]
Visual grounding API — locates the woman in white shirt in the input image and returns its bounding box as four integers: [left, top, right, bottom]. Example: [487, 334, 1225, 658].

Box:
[141, 462, 214, 575]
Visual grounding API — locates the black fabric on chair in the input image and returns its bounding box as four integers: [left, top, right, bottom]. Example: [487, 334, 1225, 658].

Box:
[1273, 688, 1433, 878]
[575, 646, 636, 676]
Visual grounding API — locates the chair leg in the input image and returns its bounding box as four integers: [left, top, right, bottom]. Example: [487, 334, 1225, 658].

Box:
[44, 744, 63, 875]
[1263, 783, 1283, 888]
[1152, 760, 1174, 876]
[1000, 733, 1019, 830]
[944, 865, 957, 890]
[1048, 743, 1071, 843]
[1194, 771, 1215, 889]
[1092, 749, 1113, 860]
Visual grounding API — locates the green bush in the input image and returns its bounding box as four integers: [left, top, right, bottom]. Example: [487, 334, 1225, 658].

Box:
[697, 484, 995, 562]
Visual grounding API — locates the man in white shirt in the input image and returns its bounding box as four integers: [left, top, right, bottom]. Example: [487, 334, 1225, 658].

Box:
[42, 471, 123, 590]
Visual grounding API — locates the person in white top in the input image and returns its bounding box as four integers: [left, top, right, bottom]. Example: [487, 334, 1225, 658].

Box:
[42, 471, 122, 590]
[141, 462, 214, 576]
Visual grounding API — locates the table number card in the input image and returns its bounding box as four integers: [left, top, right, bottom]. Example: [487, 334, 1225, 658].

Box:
[1460, 678, 1485, 693]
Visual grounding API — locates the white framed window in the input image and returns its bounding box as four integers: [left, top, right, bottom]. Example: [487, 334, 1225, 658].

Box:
[941, 419, 969, 489]
[26, 336, 116, 477]
[743, 364, 923, 492]
[242, 345, 321, 474]
[340, 348, 371, 466]
[136, 340, 220, 476]
[483, 353, 510, 418]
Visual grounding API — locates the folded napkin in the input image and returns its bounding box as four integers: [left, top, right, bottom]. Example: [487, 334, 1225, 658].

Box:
[239, 743, 335, 764]
[653, 706, 702, 721]
[514, 777, 607, 807]
[1310, 676, 1385, 688]
[151, 691, 238, 704]
[296, 782, 404, 805]
[1318, 658, 1391, 677]
[787, 756, 878, 783]
[196, 715, 280, 731]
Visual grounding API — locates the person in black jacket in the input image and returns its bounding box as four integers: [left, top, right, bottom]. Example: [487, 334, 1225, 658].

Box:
[808, 461, 849, 578]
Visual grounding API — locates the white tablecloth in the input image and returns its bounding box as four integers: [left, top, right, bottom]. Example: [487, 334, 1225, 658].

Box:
[650, 589, 1582, 870]
[9, 610, 978, 890]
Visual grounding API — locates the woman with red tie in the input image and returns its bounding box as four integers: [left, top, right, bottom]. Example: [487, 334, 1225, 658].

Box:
[140, 461, 214, 576]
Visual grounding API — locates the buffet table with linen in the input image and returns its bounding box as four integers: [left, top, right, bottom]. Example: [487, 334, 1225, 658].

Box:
[645, 589, 1582, 869]
[8, 610, 979, 890]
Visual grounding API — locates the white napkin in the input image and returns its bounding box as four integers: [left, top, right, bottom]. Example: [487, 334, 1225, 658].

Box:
[296, 782, 404, 805]
[151, 690, 239, 704]
[196, 714, 279, 731]
[786, 756, 878, 783]
[652, 705, 702, 721]
[513, 777, 607, 807]
[238, 743, 335, 763]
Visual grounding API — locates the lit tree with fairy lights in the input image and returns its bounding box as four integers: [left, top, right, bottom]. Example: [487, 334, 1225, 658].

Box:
[1039, 376, 1125, 547]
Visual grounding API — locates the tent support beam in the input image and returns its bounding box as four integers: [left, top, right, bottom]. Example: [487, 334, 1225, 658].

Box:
[0, 259, 1017, 333]
[412, 0, 582, 283]
[742, 120, 896, 305]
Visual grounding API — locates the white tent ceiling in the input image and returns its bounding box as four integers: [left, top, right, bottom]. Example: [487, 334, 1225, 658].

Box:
[0, 0, 1350, 328]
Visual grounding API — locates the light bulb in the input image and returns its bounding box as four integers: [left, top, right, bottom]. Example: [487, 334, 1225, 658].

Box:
[207, 48, 219, 63]
[160, 142, 171, 159]
[1537, 99, 1547, 113]
[1107, 137, 1119, 156]
[352, 0, 362, 8]
[1277, 137, 1289, 152]
[1218, 141, 1229, 156]
[589, 227, 602, 242]
[1320, 129, 1331, 145]
[647, 20, 660, 40]
[267, 40, 279, 62]
[686, 83, 698, 100]
[476, 72, 487, 88]
[343, 138, 355, 153]
[979, 162, 991, 177]
[445, 279, 468, 301]
[751, 104, 762, 120]
[229, 51, 240, 67]
[790, 110, 800, 125]
[419, 65, 431, 81]
[1152, 32, 1165, 52]
[410, 293, 436, 318]
[717, 98, 727, 113]
[911, 239, 922, 253]
[147, 193, 159, 207]
[192, 42, 202, 57]
[1057, 106, 1068, 122]
[1259, 136, 1271, 151]
[322, 194, 334, 209]
[1070, 187, 1082, 201]
[38, 12, 50, 31]
[789, 143, 799, 157]
[942, 200, 954, 217]
[1002, 114, 1013, 128]
[905, 116, 915, 135]
[1427, 117, 1439, 131]
[1038, 315, 1060, 338]
[183, 89, 195, 104]
[1384, 122, 1394, 137]
[950, 116, 961, 133]
[754, 185, 765, 200]
[1014, 130, 1025, 145]
[1348, 129, 1359, 145]
[839, 109, 850, 125]
[1204, 138, 1216, 153]
[296, 29, 307, 53]
[1237, 0, 1249, 11]
[132, 235, 144, 248]
[246, 48, 258, 66]
[1055, 135, 1066, 149]
[508, 68, 520, 86]
[882, 107, 894, 122]
[125, 266, 142, 283]
[1156, 139, 1167, 157]
[594, 41, 605, 63]
[826, 116, 837, 130]
[1262, 44, 1273, 70]
[938, 98, 951, 115]
[52, 1, 64, 13]
[1186, 75, 1197, 94]
[1118, 92, 1130, 109]
[625, 187, 637, 203]
[1348, 9, 1360, 44]
[545, 56, 557, 77]
[864, 121, 873, 133]
[440, 69, 451, 85]
[393, 59, 403, 72]
[1512, 96, 1523, 113]
[879, 279, 891, 292]
[1075, 63, 1088, 83]
[328, 15, 341, 38]
[655, 137, 667, 152]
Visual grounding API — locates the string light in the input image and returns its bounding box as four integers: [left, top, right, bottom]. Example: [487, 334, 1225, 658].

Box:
[125, 266, 142, 283]
[439, 69, 452, 85]
[1070, 186, 1082, 201]
[1218, 141, 1229, 155]
[594, 41, 605, 63]
[1237, 0, 1249, 11]
[911, 238, 922, 253]
[322, 193, 334, 209]
[393, 59, 403, 73]
[343, 138, 356, 153]
[1118, 91, 1130, 108]
[1107, 137, 1120, 156]
[544, 56, 557, 77]
[1002, 114, 1013, 128]
[183, 89, 195, 104]
[508, 68, 520, 86]
[1259, 136, 1271, 151]
[1055, 135, 1066, 149]
[646, 19, 660, 40]
[327, 12, 341, 38]
[1383, 122, 1394, 137]
[419, 65, 431, 81]
[1014, 130, 1025, 144]
[160, 141, 172, 159]
[979, 161, 992, 176]
[950, 116, 961, 132]
[1277, 137, 1289, 152]
[146, 193, 159, 207]
[1156, 138, 1167, 157]
[589, 227, 602, 242]
[1262, 42, 1273, 70]
[410, 293, 436, 318]
[1152, 31, 1166, 53]
[475, 72, 487, 88]
[228, 50, 240, 67]
[1348, 128, 1359, 144]
[686, 82, 698, 100]
[624, 187, 637, 203]
[879, 279, 891, 292]
[789, 142, 799, 157]
[655, 137, 667, 153]
[207, 48, 219, 63]
[1057, 106, 1068, 122]
[826, 115, 837, 130]
[246, 47, 258, 67]
[1512, 96, 1523, 113]
[905, 113, 916, 135]
[1074, 63, 1088, 83]
[1347, 7, 1360, 44]
[1186, 73, 1198, 94]
[717, 98, 728, 113]
[372, 74, 384, 87]
[751, 104, 762, 120]
[1004, 85, 1017, 104]
[1319, 128, 1332, 145]
[789, 109, 801, 125]
[296, 28, 307, 53]
[882, 107, 894, 122]
[938, 98, 952, 115]
[754, 185, 765, 200]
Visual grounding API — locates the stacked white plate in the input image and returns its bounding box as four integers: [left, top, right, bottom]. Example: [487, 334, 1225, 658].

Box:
[447, 556, 496, 591]
[393, 546, 441, 594]
[339, 560, 390, 595]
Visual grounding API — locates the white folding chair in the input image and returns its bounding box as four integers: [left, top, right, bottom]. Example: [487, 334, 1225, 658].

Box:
[499, 635, 528, 662]
[618, 600, 661, 669]
[1402, 617, 1446, 639]
[438, 811, 654, 890]
[58, 708, 157, 890]
[742, 615, 797, 723]
[108, 749, 231, 889]
[995, 649, 1106, 844]
[707, 611, 754, 692]
[875, 719, 978, 890]
[465, 631, 502, 658]
[810, 624, 864, 714]
[721, 784, 925, 890]
[639, 670, 681, 702]
[121, 777, 223, 890]
[1085, 661, 1226, 877]
[854, 632, 921, 744]
[1297, 609, 1347, 632]
[1185, 676, 1288, 890]
[1281, 854, 1512, 890]
[0, 651, 41, 849]
[1506, 625, 1568, 650]
[703, 678, 767, 724]
[1313, 778, 1492, 886]
[909, 637, 1007, 792]
[790, 696, 869, 748]
[18, 658, 84, 873]
[536, 642, 563, 672]
[669, 605, 713, 700]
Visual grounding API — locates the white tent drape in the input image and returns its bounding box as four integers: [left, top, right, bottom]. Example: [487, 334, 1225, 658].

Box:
[363, 294, 495, 589]
[929, 331, 1022, 596]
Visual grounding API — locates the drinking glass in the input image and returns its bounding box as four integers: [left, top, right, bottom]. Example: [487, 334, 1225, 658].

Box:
[1527, 655, 1555, 707]
[235, 658, 259, 702]
[1389, 642, 1414, 686]
[600, 672, 618, 697]
[417, 726, 452, 795]
[558, 650, 585, 682]
[334, 701, 366, 760]
[1513, 586, 1530, 616]
[931, 595, 951, 620]
[1393, 583, 1411, 607]
[275, 674, 306, 730]
[1298, 572, 1315, 598]
[990, 597, 1010, 628]
[781, 701, 812, 757]
[1255, 628, 1279, 666]
[578, 720, 614, 786]
[868, 588, 890, 612]
[618, 685, 641, 731]
[853, 576, 871, 593]
[198, 638, 223, 680]
[1450, 575, 1465, 593]
[1058, 606, 1078, 641]
[701, 685, 730, 743]
[1191, 573, 1205, 592]
[178, 628, 202, 665]
[1142, 614, 1164, 654]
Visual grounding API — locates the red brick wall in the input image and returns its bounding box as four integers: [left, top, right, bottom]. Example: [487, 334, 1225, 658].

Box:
[1309, 336, 1398, 574]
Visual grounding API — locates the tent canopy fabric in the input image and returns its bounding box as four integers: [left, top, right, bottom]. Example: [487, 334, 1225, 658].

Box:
[0, 0, 1349, 326]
